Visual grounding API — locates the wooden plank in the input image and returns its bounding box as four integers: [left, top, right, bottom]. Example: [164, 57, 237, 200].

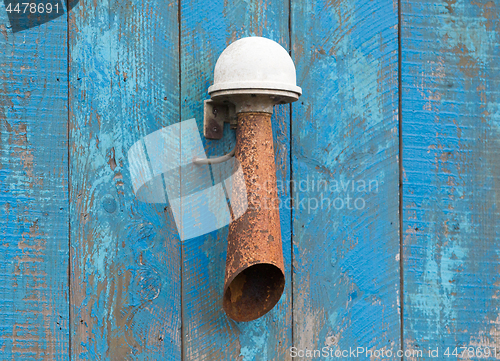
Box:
[291, 0, 401, 357]
[0, 7, 69, 361]
[402, 0, 500, 357]
[180, 1, 292, 359]
[68, 0, 181, 358]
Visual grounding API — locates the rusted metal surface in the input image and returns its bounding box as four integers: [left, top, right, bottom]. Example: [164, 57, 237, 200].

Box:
[223, 112, 285, 322]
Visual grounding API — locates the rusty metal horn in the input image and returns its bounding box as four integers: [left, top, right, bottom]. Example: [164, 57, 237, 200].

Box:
[223, 111, 284, 322]
[206, 37, 301, 321]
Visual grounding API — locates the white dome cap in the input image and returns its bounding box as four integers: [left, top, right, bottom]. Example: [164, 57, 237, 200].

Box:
[208, 37, 302, 101]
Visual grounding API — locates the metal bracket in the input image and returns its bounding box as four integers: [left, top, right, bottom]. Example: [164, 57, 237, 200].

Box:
[203, 100, 237, 140]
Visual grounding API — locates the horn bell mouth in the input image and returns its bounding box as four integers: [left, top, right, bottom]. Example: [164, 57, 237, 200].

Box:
[223, 263, 285, 322]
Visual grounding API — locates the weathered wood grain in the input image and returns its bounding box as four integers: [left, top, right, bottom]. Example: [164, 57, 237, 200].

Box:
[180, 1, 292, 359]
[0, 8, 69, 361]
[68, 0, 181, 359]
[402, 0, 500, 358]
[291, 0, 401, 357]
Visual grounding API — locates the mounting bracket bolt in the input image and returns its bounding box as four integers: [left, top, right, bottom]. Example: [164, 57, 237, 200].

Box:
[203, 100, 237, 140]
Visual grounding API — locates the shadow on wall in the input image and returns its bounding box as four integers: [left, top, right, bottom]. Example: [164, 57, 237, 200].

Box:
[4, 0, 79, 33]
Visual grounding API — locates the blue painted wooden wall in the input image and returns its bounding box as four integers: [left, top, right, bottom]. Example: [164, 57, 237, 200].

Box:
[0, 0, 498, 359]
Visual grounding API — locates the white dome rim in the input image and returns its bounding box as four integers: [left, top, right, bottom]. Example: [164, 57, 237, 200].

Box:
[208, 81, 302, 96]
